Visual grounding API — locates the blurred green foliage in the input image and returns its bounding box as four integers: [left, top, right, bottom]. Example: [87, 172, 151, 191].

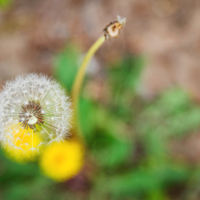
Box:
[54, 44, 79, 93]
[1, 44, 200, 199]
[0, 0, 12, 9]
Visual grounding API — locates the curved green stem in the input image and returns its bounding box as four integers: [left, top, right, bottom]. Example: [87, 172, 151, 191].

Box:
[72, 35, 106, 141]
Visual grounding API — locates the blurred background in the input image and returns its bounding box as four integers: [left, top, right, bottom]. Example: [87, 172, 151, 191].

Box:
[1, 0, 200, 199]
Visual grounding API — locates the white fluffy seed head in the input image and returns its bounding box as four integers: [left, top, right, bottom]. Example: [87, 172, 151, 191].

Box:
[0, 74, 72, 151]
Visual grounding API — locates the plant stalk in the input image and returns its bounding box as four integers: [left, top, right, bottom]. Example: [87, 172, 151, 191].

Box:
[72, 35, 106, 140]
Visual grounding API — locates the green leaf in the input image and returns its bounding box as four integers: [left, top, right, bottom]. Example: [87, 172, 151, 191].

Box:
[79, 97, 97, 142]
[137, 88, 200, 137]
[0, 0, 12, 8]
[53, 44, 80, 92]
[105, 169, 161, 197]
[97, 166, 189, 198]
[109, 55, 145, 93]
[92, 138, 132, 169]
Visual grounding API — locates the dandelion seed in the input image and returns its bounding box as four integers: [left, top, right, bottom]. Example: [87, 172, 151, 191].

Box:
[40, 139, 84, 182]
[0, 74, 72, 160]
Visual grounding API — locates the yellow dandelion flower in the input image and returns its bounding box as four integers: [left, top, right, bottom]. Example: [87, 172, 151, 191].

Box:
[3, 123, 43, 162]
[40, 139, 84, 182]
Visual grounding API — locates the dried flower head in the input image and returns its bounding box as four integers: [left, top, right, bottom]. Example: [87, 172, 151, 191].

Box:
[103, 15, 126, 39]
[0, 74, 72, 157]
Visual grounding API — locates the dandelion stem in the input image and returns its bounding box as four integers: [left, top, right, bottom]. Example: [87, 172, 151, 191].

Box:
[72, 35, 106, 140]
[71, 15, 126, 141]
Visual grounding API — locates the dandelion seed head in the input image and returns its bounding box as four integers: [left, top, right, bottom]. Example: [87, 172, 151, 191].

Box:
[0, 74, 72, 156]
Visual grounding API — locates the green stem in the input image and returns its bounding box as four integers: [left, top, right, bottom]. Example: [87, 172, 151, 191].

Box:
[72, 35, 106, 140]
